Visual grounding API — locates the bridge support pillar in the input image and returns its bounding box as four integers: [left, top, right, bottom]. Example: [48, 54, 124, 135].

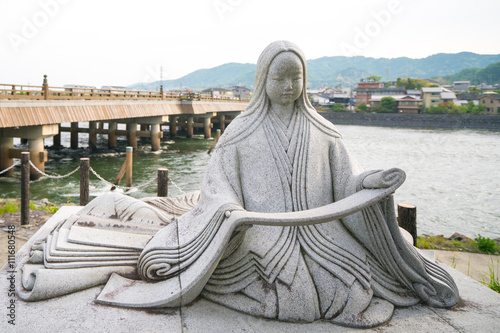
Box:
[108, 122, 117, 149]
[151, 123, 161, 151]
[127, 123, 138, 149]
[0, 137, 14, 177]
[71, 122, 79, 149]
[169, 116, 178, 137]
[219, 114, 226, 132]
[187, 117, 194, 138]
[89, 121, 97, 152]
[53, 124, 61, 149]
[203, 117, 211, 139]
[28, 137, 47, 180]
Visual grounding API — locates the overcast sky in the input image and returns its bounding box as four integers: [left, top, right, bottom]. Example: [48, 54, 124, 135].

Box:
[2, 0, 499, 88]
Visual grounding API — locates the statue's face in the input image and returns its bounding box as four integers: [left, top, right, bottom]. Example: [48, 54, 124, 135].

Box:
[266, 52, 303, 108]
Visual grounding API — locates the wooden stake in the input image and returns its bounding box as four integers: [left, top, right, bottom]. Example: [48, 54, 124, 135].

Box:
[398, 203, 417, 246]
[157, 168, 168, 197]
[80, 158, 90, 206]
[207, 129, 221, 154]
[125, 146, 133, 188]
[21, 152, 30, 225]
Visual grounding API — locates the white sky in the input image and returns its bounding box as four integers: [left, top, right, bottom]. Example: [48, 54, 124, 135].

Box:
[1, 0, 499, 88]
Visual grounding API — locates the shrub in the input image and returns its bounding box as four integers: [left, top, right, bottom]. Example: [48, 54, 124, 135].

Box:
[477, 234, 497, 254]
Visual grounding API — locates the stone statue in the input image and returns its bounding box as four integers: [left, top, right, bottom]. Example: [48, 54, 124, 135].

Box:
[16, 41, 458, 328]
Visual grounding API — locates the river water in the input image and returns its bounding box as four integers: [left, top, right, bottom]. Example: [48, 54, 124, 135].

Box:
[1, 124, 499, 239]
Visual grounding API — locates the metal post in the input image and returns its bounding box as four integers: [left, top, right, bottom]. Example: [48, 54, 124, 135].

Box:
[157, 168, 168, 197]
[80, 158, 90, 206]
[21, 152, 30, 225]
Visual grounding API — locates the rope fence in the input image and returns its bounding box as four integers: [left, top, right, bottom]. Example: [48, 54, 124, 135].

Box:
[2, 149, 185, 225]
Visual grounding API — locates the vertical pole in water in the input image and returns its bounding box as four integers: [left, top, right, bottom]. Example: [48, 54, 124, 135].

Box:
[0, 137, 14, 177]
[89, 121, 97, 153]
[53, 124, 61, 149]
[203, 117, 211, 139]
[21, 152, 30, 225]
[126, 146, 133, 188]
[398, 203, 417, 246]
[80, 158, 90, 206]
[151, 123, 161, 151]
[169, 116, 178, 137]
[219, 114, 226, 132]
[187, 117, 194, 138]
[127, 123, 138, 149]
[108, 121, 117, 149]
[71, 122, 79, 149]
[157, 168, 168, 197]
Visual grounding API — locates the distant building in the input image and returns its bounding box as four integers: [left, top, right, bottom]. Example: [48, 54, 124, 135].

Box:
[479, 93, 500, 114]
[406, 89, 422, 98]
[201, 88, 233, 98]
[421, 87, 457, 110]
[370, 95, 421, 114]
[63, 84, 96, 93]
[231, 85, 251, 99]
[453, 81, 471, 92]
[355, 78, 405, 106]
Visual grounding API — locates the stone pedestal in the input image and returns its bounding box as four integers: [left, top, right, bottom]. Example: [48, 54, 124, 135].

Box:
[3, 207, 500, 332]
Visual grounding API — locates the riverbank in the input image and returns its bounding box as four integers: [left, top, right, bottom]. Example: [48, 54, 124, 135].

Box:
[321, 112, 500, 130]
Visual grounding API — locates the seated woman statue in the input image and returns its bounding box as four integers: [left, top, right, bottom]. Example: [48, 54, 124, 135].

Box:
[16, 40, 458, 328]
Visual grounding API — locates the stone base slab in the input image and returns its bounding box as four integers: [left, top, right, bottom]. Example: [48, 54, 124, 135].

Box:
[2, 207, 499, 332]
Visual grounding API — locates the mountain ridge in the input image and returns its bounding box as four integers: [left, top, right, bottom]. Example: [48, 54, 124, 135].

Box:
[128, 52, 500, 91]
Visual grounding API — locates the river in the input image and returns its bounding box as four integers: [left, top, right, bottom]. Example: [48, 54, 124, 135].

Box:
[1, 124, 499, 239]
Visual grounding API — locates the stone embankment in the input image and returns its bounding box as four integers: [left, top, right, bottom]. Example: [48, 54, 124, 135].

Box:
[321, 112, 500, 130]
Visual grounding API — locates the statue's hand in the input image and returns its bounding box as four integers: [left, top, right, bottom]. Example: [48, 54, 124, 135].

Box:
[362, 168, 405, 189]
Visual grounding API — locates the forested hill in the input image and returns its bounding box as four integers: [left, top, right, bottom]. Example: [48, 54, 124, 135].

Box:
[128, 52, 500, 91]
[433, 61, 500, 85]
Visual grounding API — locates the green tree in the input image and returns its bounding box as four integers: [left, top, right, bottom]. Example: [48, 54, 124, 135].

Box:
[366, 75, 382, 82]
[332, 103, 346, 112]
[355, 102, 368, 113]
[380, 97, 398, 113]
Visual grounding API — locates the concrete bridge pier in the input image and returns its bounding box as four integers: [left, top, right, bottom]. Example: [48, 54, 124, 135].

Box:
[218, 114, 226, 132]
[89, 121, 98, 152]
[53, 124, 62, 149]
[127, 123, 138, 149]
[150, 123, 161, 151]
[186, 117, 194, 138]
[28, 137, 48, 179]
[0, 137, 14, 177]
[169, 116, 178, 137]
[108, 122, 117, 149]
[71, 122, 79, 149]
[1, 124, 58, 179]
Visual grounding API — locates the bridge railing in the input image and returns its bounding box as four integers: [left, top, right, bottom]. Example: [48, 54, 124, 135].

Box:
[0, 81, 250, 103]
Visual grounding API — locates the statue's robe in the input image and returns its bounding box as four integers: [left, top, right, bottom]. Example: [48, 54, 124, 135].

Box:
[138, 109, 458, 327]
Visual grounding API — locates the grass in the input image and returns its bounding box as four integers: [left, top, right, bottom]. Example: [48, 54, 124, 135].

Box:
[480, 259, 500, 293]
[417, 234, 499, 255]
[0, 200, 19, 214]
[0, 199, 59, 215]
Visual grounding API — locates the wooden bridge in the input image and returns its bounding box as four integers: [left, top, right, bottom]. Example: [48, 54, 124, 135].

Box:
[0, 76, 249, 179]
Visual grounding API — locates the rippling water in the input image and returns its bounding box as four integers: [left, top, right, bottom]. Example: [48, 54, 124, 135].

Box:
[1, 124, 498, 239]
